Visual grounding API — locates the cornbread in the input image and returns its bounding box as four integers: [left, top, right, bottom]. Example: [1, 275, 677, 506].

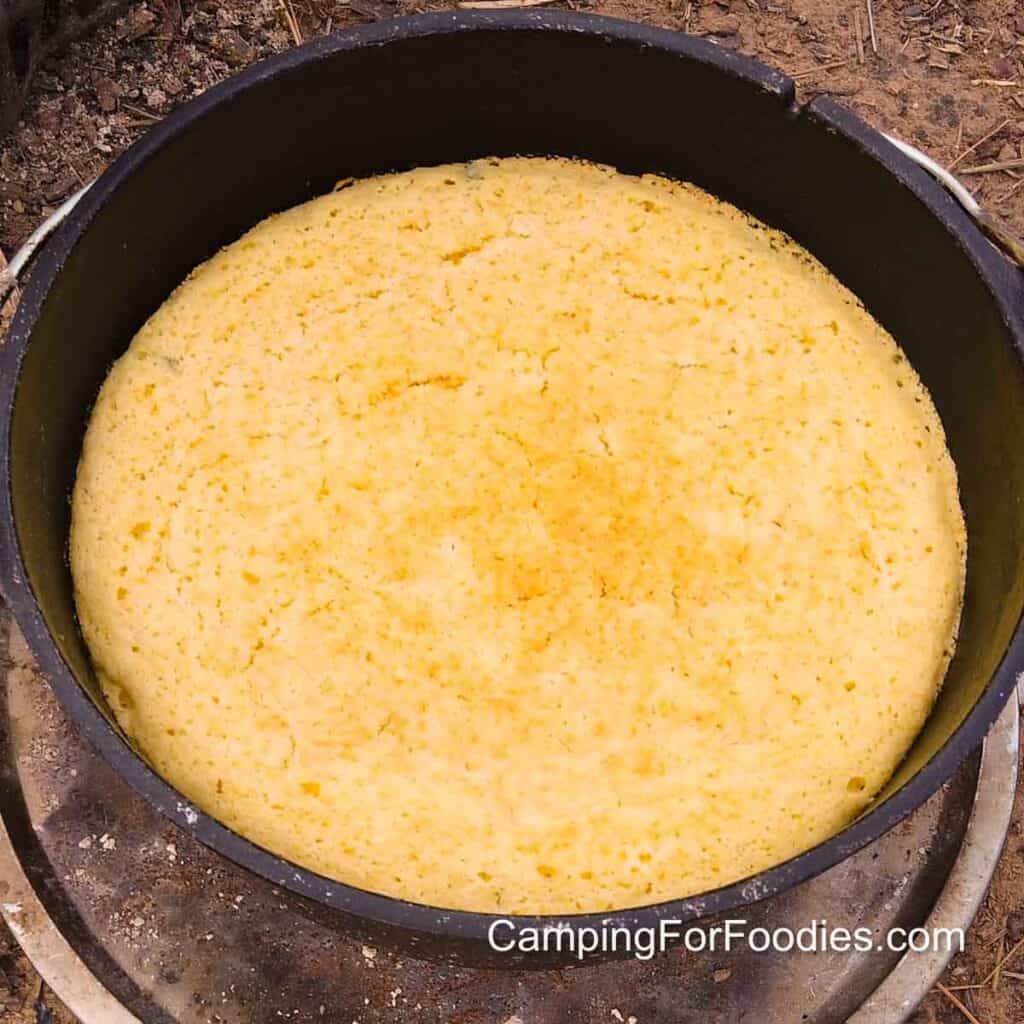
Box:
[71, 157, 966, 914]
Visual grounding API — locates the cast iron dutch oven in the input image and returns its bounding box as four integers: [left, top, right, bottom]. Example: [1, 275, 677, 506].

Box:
[1, 11, 1023, 966]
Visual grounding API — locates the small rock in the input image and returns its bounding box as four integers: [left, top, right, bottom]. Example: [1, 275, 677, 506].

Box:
[993, 57, 1016, 79]
[43, 174, 78, 204]
[700, 10, 741, 36]
[77, 836, 92, 849]
[213, 29, 257, 67]
[92, 73, 119, 113]
[713, 967, 733, 983]
[119, 6, 158, 41]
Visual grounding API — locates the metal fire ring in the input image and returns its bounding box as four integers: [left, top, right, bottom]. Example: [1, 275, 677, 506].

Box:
[850, 689, 1019, 1021]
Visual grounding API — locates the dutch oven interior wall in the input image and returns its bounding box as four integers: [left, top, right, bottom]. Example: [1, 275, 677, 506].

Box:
[11, 23, 1024, 786]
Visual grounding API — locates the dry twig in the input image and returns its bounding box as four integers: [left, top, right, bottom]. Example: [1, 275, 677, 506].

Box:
[935, 983, 984, 1024]
[791, 58, 849, 79]
[281, 0, 303, 45]
[120, 101, 160, 122]
[1004, 178, 1024, 200]
[866, 0, 878, 54]
[960, 157, 1024, 175]
[946, 934, 1024, 992]
[982, 935, 1024, 988]
[949, 118, 1010, 169]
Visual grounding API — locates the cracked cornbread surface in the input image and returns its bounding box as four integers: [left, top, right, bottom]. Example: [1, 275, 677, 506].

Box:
[71, 157, 965, 914]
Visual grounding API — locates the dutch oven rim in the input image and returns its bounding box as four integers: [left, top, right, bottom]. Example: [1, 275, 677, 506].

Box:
[1, 9, 1023, 947]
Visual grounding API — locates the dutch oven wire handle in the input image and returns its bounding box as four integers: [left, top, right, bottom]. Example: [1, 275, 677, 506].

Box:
[0, 183, 92, 308]
[884, 134, 1024, 270]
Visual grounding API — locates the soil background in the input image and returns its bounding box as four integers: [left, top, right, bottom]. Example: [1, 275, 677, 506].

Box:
[0, 0, 1021, 1021]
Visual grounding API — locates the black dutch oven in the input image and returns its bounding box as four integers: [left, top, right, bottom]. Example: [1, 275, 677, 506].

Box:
[1, 11, 1023, 966]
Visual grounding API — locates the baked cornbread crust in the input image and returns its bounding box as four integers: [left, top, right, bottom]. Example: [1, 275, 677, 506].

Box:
[71, 157, 965, 914]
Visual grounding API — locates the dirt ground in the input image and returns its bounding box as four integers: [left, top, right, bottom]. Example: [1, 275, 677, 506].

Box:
[0, 0, 1021, 1021]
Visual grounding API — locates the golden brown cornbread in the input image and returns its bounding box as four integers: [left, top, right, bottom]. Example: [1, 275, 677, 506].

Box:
[71, 157, 965, 914]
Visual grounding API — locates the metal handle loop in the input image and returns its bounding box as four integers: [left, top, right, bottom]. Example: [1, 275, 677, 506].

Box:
[0, 183, 92, 308]
[884, 133, 1024, 270]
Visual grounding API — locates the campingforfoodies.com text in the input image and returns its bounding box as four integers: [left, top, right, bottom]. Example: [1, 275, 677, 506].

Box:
[487, 918, 965, 962]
